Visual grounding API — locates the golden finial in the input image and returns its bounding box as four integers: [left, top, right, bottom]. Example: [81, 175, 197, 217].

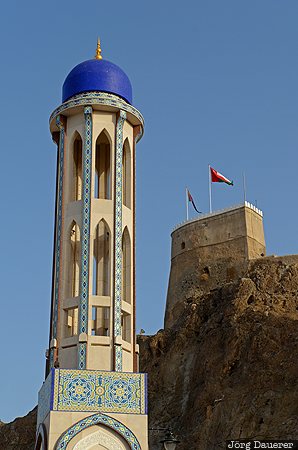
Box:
[95, 38, 103, 60]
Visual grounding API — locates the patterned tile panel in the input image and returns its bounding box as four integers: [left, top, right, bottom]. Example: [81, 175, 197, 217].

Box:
[55, 412, 141, 450]
[114, 110, 126, 372]
[54, 369, 146, 414]
[78, 106, 93, 369]
[38, 369, 146, 417]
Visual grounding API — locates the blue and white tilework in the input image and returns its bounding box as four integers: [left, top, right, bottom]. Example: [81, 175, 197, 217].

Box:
[37, 368, 147, 421]
[50, 92, 144, 132]
[114, 110, 126, 371]
[55, 411, 141, 450]
[78, 106, 93, 369]
[52, 369, 146, 414]
[50, 115, 65, 369]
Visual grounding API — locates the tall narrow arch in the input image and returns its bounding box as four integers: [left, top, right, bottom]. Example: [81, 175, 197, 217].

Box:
[122, 138, 131, 208]
[95, 130, 111, 199]
[122, 227, 131, 304]
[72, 132, 83, 201]
[67, 220, 81, 298]
[93, 219, 111, 296]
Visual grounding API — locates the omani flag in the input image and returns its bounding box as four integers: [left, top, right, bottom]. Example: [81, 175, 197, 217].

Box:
[210, 167, 233, 186]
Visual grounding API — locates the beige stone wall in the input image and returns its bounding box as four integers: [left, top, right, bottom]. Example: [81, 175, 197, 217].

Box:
[45, 411, 148, 450]
[245, 207, 266, 259]
[165, 204, 266, 329]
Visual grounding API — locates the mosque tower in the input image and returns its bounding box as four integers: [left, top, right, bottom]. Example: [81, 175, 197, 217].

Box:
[35, 40, 148, 450]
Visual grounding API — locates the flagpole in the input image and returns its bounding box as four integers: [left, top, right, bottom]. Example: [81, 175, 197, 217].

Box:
[243, 172, 247, 203]
[186, 187, 189, 221]
[208, 165, 212, 213]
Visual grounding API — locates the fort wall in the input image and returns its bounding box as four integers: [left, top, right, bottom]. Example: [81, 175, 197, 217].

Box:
[165, 202, 266, 328]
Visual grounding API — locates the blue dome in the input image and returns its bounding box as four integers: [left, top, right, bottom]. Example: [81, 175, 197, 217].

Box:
[62, 59, 132, 104]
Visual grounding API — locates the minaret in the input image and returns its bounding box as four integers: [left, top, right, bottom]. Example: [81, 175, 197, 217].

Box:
[36, 41, 148, 450]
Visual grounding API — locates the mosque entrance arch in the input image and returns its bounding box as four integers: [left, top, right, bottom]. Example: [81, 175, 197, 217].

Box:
[54, 412, 141, 450]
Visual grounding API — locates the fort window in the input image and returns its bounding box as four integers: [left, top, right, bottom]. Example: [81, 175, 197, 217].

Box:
[91, 306, 110, 336]
[122, 138, 131, 208]
[93, 220, 110, 296]
[68, 221, 81, 298]
[72, 133, 83, 201]
[95, 130, 111, 199]
[181, 242, 185, 250]
[64, 307, 78, 337]
[122, 227, 131, 304]
[203, 266, 210, 275]
[121, 311, 131, 343]
[247, 295, 255, 305]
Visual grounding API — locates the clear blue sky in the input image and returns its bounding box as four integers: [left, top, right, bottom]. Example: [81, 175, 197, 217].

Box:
[0, 0, 298, 423]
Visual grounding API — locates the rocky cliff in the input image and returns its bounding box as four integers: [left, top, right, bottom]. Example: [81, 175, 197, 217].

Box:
[139, 256, 298, 449]
[0, 407, 36, 450]
[1, 256, 298, 450]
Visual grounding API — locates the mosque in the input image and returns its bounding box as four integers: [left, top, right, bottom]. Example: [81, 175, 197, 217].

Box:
[36, 40, 149, 450]
[35, 40, 266, 450]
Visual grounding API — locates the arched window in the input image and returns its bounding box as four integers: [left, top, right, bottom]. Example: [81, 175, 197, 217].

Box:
[68, 221, 81, 298]
[93, 220, 110, 296]
[122, 227, 131, 304]
[122, 138, 131, 208]
[95, 131, 111, 199]
[72, 133, 83, 201]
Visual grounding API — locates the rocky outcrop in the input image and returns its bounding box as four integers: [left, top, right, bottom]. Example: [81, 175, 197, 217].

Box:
[1, 257, 298, 450]
[139, 256, 298, 449]
[0, 407, 36, 450]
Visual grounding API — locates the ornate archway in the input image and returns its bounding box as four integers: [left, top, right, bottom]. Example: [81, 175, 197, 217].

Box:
[55, 413, 141, 450]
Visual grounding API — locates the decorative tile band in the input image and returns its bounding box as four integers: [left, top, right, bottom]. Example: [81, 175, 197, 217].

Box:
[78, 343, 87, 372]
[50, 115, 65, 369]
[49, 92, 144, 133]
[37, 368, 147, 426]
[78, 106, 93, 369]
[114, 345, 122, 374]
[55, 411, 141, 450]
[114, 110, 126, 372]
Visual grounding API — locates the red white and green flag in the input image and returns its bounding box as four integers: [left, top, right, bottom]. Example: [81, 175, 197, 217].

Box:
[210, 167, 234, 186]
[210, 167, 233, 186]
[208, 165, 234, 213]
[187, 189, 201, 214]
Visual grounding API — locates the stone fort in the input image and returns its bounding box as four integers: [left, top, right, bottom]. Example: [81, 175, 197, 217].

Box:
[165, 202, 266, 329]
